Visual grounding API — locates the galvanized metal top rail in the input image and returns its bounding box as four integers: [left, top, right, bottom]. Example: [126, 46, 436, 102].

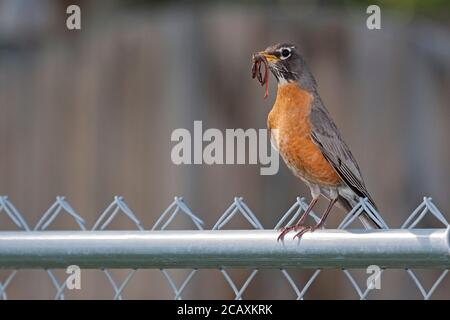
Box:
[0, 229, 449, 269]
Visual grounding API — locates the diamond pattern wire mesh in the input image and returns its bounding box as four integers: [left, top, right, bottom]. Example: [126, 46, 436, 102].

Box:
[0, 195, 448, 299]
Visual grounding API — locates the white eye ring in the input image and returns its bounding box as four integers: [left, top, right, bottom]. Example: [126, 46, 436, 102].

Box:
[279, 47, 292, 60]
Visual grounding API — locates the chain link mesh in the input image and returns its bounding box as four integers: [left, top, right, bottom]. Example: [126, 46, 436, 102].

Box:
[0, 195, 448, 299]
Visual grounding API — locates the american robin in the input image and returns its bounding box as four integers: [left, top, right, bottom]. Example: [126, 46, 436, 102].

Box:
[251, 43, 382, 240]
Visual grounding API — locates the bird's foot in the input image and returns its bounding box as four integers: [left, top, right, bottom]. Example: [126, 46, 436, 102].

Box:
[293, 226, 317, 240]
[277, 225, 309, 241]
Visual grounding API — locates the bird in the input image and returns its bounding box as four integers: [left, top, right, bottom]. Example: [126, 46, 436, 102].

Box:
[251, 43, 383, 240]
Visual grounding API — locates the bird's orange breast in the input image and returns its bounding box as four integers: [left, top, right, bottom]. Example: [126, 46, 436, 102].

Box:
[268, 83, 341, 186]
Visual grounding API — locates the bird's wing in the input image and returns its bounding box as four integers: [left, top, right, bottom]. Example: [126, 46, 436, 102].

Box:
[309, 99, 376, 208]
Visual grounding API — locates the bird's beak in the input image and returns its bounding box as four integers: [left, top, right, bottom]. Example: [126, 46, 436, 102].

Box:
[256, 51, 278, 63]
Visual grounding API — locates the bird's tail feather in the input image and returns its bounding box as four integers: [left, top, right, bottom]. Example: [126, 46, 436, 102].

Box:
[337, 196, 383, 229]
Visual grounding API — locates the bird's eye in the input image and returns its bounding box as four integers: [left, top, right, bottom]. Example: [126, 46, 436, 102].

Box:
[280, 48, 291, 60]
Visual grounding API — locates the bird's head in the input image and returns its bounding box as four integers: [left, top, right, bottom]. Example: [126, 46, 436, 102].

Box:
[252, 43, 301, 85]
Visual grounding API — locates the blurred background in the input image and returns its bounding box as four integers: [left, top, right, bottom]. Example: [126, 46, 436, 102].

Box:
[0, 0, 449, 299]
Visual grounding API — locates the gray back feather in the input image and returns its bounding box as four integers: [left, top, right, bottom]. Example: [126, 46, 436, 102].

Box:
[304, 78, 377, 208]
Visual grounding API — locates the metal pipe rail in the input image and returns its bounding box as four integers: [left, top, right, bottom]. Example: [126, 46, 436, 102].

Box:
[0, 229, 449, 269]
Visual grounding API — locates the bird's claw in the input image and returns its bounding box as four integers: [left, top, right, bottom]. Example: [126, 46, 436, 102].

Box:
[293, 226, 315, 239]
[277, 224, 320, 241]
[277, 225, 309, 241]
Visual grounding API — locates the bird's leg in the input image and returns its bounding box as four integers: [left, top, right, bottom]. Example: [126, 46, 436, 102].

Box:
[294, 197, 338, 239]
[277, 197, 319, 241]
[294, 197, 319, 227]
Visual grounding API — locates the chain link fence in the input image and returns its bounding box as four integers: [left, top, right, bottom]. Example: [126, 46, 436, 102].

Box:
[0, 195, 448, 299]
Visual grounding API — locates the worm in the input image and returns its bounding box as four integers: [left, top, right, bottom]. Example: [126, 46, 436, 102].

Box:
[251, 55, 269, 99]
